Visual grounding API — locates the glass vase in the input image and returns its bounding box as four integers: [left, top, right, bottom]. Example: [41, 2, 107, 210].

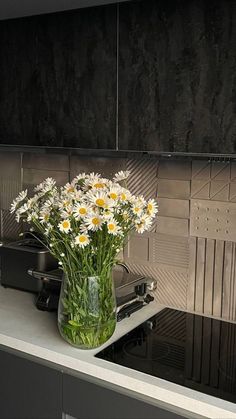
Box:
[57, 269, 117, 349]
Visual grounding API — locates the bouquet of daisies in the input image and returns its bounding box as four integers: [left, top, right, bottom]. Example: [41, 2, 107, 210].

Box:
[11, 171, 158, 348]
[11, 171, 158, 272]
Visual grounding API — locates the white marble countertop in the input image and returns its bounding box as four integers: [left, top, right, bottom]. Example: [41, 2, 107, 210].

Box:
[0, 286, 236, 419]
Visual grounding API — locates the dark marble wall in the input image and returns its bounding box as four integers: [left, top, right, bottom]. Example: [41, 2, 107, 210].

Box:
[0, 6, 117, 148]
[119, 0, 236, 152]
[1, 0, 236, 152]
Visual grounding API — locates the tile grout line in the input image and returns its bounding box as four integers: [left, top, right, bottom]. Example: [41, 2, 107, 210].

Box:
[115, 3, 119, 151]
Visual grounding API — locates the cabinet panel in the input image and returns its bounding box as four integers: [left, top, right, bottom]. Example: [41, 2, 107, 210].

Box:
[0, 5, 117, 149]
[118, 0, 236, 153]
[63, 374, 186, 419]
[0, 349, 62, 419]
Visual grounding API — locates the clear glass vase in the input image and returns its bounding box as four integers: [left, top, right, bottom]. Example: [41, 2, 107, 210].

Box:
[57, 269, 117, 349]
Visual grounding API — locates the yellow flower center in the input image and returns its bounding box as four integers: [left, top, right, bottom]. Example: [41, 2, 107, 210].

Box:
[110, 192, 118, 200]
[92, 217, 100, 225]
[134, 207, 140, 213]
[79, 235, 86, 243]
[108, 223, 115, 231]
[63, 201, 70, 207]
[121, 193, 127, 201]
[44, 214, 49, 221]
[148, 203, 153, 211]
[67, 187, 74, 193]
[96, 198, 105, 207]
[79, 207, 87, 215]
[94, 183, 105, 189]
[62, 221, 70, 229]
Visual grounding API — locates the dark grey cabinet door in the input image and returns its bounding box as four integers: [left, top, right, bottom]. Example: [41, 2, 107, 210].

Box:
[0, 5, 117, 149]
[118, 0, 236, 154]
[63, 374, 187, 419]
[0, 349, 62, 419]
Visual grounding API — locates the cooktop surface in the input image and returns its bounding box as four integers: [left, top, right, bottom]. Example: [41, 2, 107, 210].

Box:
[96, 308, 236, 404]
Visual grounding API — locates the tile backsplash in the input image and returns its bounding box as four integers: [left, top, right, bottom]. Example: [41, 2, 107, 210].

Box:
[1, 150, 236, 322]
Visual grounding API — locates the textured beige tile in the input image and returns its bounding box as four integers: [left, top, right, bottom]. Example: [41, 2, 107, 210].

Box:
[0, 152, 22, 210]
[126, 235, 149, 262]
[210, 181, 229, 201]
[230, 183, 236, 201]
[192, 160, 211, 179]
[158, 197, 190, 219]
[231, 162, 236, 181]
[156, 215, 189, 237]
[190, 199, 236, 242]
[158, 160, 191, 180]
[124, 263, 187, 309]
[22, 153, 69, 171]
[127, 158, 158, 200]
[158, 179, 190, 199]
[211, 162, 230, 181]
[152, 233, 189, 269]
[191, 180, 210, 199]
[0, 151, 22, 180]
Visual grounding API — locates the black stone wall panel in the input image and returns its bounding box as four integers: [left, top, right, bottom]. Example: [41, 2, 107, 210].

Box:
[0, 5, 117, 149]
[118, 0, 236, 153]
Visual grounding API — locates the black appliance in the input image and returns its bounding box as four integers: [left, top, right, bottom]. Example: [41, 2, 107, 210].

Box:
[0, 238, 57, 292]
[96, 308, 236, 405]
[28, 266, 157, 316]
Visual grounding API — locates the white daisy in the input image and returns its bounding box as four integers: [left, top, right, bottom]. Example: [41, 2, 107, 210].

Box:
[135, 222, 146, 234]
[75, 234, 90, 248]
[39, 210, 50, 223]
[58, 219, 71, 233]
[86, 175, 108, 190]
[131, 204, 144, 217]
[63, 182, 76, 194]
[87, 191, 111, 209]
[102, 209, 114, 220]
[119, 188, 131, 202]
[10, 189, 28, 213]
[73, 203, 89, 219]
[138, 214, 153, 231]
[34, 177, 56, 193]
[75, 172, 87, 182]
[85, 215, 103, 231]
[113, 171, 130, 182]
[147, 199, 158, 217]
[108, 186, 121, 201]
[106, 219, 121, 236]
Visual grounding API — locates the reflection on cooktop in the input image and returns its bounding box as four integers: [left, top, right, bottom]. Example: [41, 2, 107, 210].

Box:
[96, 308, 236, 404]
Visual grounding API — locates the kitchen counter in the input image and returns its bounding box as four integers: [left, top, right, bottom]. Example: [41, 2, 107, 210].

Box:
[0, 285, 236, 419]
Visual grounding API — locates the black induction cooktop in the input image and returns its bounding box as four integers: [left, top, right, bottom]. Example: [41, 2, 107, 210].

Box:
[96, 308, 236, 405]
